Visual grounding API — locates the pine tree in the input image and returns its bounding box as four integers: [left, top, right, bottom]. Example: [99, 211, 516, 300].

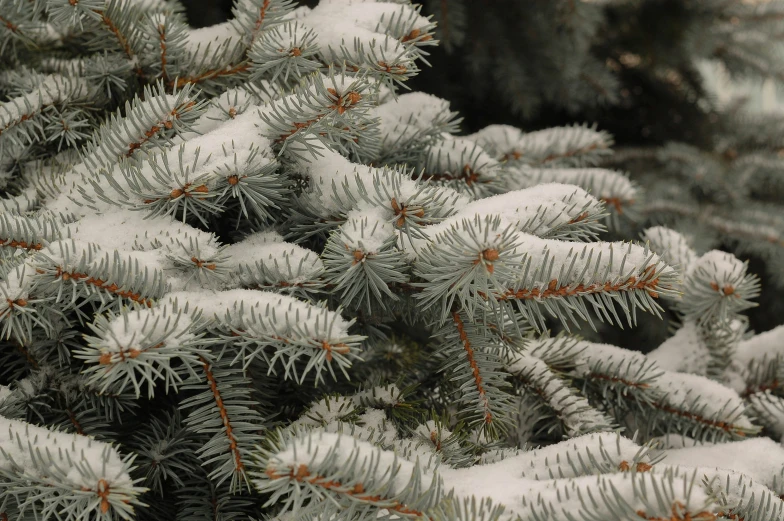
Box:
[1, 1, 783, 520]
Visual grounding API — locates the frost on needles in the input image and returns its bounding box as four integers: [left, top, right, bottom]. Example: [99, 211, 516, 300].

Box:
[1, 1, 784, 520]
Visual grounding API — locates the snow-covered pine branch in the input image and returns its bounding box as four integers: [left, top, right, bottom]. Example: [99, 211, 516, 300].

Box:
[0, 416, 145, 519]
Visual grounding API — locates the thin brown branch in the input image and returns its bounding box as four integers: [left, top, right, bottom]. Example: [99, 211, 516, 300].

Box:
[200, 357, 245, 474]
[41, 266, 154, 307]
[452, 312, 493, 425]
[495, 270, 661, 301]
[171, 62, 251, 89]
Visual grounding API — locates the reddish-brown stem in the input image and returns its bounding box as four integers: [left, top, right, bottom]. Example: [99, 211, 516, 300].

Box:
[200, 357, 245, 473]
[452, 312, 493, 424]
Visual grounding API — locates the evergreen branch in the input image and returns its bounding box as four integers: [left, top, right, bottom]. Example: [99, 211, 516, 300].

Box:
[0, 15, 19, 36]
[734, 324, 784, 390]
[430, 495, 506, 521]
[17, 239, 169, 318]
[81, 82, 202, 168]
[171, 62, 251, 90]
[76, 303, 207, 398]
[679, 250, 759, 324]
[127, 409, 201, 495]
[0, 75, 90, 144]
[155, 17, 170, 84]
[322, 207, 408, 312]
[0, 187, 38, 214]
[256, 71, 375, 153]
[223, 232, 325, 296]
[371, 91, 460, 165]
[643, 226, 698, 277]
[507, 352, 616, 437]
[573, 340, 760, 441]
[433, 183, 607, 243]
[439, 434, 768, 520]
[0, 415, 145, 519]
[291, 146, 467, 235]
[414, 215, 677, 329]
[253, 429, 443, 520]
[505, 432, 654, 481]
[452, 312, 495, 430]
[265, 465, 429, 517]
[293, 394, 362, 429]
[249, 0, 272, 46]
[181, 351, 268, 493]
[292, 1, 429, 87]
[1, 367, 134, 439]
[2, 2, 782, 519]
[0, 264, 53, 342]
[0, 212, 61, 257]
[421, 137, 503, 197]
[175, 472, 257, 521]
[98, 10, 139, 74]
[428, 311, 516, 439]
[249, 21, 322, 84]
[509, 167, 637, 224]
[200, 357, 246, 482]
[232, 0, 294, 47]
[466, 124, 613, 167]
[644, 199, 784, 248]
[164, 289, 364, 384]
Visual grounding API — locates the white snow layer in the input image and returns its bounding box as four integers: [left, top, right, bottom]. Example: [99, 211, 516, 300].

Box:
[0, 416, 135, 493]
[259, 430, 438, 498]
[46, 100, 274, 219]
[658, 437, 784, 494]
[163, 288, 353, 342]
[0, 385, 11, 405]
[441, 433, 711, 520]
[96, 303, 197, 356]
[298, 1, 428, 69]
[223, 232, 324, 286]
[643, 226, 697, 274]
[339, 206, 397, 254]
[294, 144, 469, 217]
[647, 321, 708, 374]
[372, 92, 452, 145]
[0, 75, 89, 131]
[736, 325, 784, 368]
[509, 167, 636, 209]
[465, 124, 611, 165]
[436, 183, 602, 237]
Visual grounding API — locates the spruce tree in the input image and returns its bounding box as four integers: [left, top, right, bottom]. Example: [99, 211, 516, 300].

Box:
[0, 1, 783, 521]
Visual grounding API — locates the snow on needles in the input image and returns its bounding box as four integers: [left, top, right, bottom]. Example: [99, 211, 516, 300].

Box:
[0, 417, 141, 507]
[296, 1, 429, 71]
[441, 183, 603, 237]
[658, 437, 784, 495]
[372, 92, 452, 140]
[510, 167, 637, 212]
[163, 288, 353, 344]
[223, 232, 324, 287]
[294, 144, 469, 217]
[0, 75, 90, 131]
[643, 226, 698, 274]
[466, 124, 613, 166]
[259, 430, 441, 502]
